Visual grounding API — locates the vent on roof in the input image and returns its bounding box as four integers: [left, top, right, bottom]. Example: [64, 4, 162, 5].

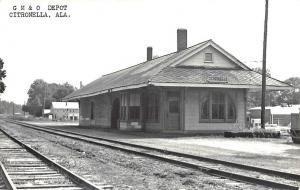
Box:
[177, 28, 187, 52]
[147, 46, 153, 61]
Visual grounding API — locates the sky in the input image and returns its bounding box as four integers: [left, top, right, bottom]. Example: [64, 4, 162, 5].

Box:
[0, 0, 299, 105]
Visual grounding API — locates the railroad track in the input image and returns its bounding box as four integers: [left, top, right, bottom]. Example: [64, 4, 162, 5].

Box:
[0, 161, 14, 190]
[0, 126, 103, 190]
[3, 119, 300, 190]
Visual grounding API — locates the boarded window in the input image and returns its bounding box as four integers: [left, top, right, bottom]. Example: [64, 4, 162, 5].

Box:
[146, 93, 159, 122]
[129, 93, 140, 121]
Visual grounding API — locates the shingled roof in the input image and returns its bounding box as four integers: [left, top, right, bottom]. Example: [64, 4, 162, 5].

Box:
[63, 40, 291, 101]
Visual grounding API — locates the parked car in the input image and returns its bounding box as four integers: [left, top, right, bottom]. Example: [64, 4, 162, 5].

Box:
[251, 123, 290, 136]
[265, 124, 290, 136]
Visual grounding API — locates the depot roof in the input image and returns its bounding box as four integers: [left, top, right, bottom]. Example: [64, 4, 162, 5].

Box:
[63, 40, 292, 101]
[51, 102, 79, 109]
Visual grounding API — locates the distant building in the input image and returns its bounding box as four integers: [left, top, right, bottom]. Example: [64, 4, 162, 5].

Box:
[249, 105, 300, 126]
[51, 102, 79, 121]
[43, 109, 52, 119]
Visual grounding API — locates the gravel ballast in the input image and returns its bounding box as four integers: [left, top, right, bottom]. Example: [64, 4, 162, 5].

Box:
[0, 121, 268, 190]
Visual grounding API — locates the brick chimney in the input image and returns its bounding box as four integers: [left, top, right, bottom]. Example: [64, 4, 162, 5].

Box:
[80, 81, 83, 89]
[177, 28, 187, 52]
[147, 46, 153, 61]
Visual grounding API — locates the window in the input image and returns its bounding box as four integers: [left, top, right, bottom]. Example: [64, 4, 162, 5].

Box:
[145, 93, 159, 122]
[129, 106, 140, 120]
[204, 53, 213, 62]
[227, 101, 236, 120]
[200, 97, 209, 120]
[120, 94, 127, 121]
[211, 93, 225, 120]
[90, 101, 94, 120]
[199, 91, 236, 122]
[128, 93, 140, 121]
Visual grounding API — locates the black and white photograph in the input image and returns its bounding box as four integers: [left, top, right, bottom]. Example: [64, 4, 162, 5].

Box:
[0, 0, 300, 189]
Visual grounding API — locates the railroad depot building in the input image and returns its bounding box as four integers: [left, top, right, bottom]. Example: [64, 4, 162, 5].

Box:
[63, 29, 291, 133]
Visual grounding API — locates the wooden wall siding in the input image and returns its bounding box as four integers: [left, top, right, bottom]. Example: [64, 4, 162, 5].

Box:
[119, 121, 127, 130]
[79, 89, 146, 130]
[79, 94, 113, 128]
[144, 123, 162, 132]
[179, 46, 238, 69]
[291, 114, 300, 130]
[272, 114, 291, 126]
[184, 88, 246, 131]
[79, 86, 247, 132]
[94, 94, 111, 127]
[79, 98, 91, 126]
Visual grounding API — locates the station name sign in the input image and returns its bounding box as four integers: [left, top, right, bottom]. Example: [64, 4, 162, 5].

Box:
[206, 76, 228, 83]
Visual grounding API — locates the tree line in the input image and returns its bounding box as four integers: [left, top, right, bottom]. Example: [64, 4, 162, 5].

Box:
[247, 68, 300, 108]
[0, 100, 22, 115]
[0, 58, 6, 93]
[22, 79, 76, 117]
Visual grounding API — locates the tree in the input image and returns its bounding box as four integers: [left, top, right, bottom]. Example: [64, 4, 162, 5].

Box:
[247, 67, 278, 108]
[0, 100, 22, 115]
[248, 75, 300, 108]
[52, 82, 75, 101]
[21, 104, 29, 113]
[252, 67, 271, 77]
[26, 79, 47, 116]
[0, 58, 7, 93]
[25, 80, 76, 117]
[276, 77, 300, 105]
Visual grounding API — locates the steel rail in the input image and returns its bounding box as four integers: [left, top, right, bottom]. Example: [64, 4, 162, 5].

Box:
[0, 126, 102, 190]
[0, 162, 17, 190]
[4, 119, 300, 190]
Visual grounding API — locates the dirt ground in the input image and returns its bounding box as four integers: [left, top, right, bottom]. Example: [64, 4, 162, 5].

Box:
[0, 121, 267, 190]
[25, 120, 300, 175]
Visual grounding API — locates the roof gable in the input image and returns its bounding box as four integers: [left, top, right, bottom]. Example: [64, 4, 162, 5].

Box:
[170, 40, 250, 70]
[175, 45, 239, 69]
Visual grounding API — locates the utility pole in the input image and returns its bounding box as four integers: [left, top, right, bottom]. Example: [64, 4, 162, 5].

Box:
[12, 103, 15, 120]
[261, 0, 269, 129]
[23, 101, 26, 117]
[43, 83, 47, 118]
